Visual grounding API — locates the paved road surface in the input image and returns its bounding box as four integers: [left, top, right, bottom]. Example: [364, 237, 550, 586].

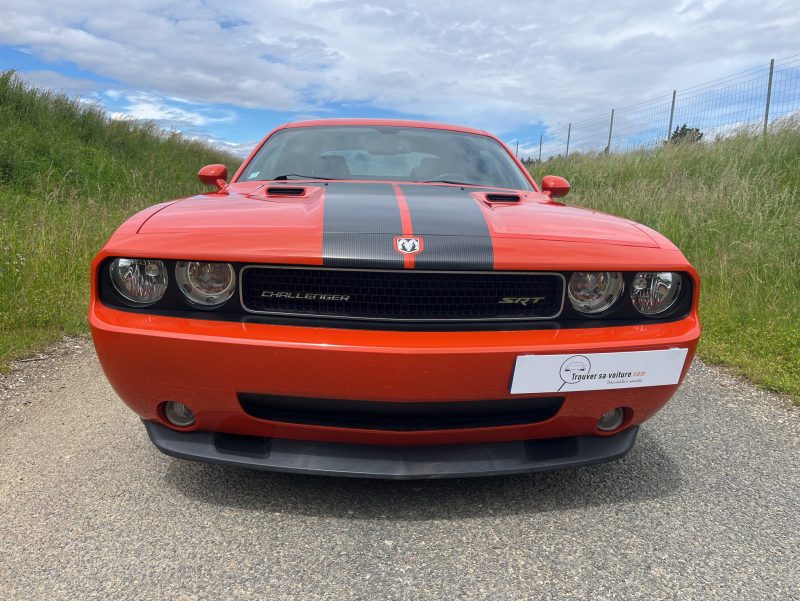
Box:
[1, 338, 798, 600]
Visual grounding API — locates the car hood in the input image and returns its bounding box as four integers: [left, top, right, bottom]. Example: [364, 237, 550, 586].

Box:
[139, 181, 658, 249]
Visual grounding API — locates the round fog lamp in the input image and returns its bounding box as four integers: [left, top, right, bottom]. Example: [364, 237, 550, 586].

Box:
[164, 402, 196, 427]
[597, 408, 625, 432]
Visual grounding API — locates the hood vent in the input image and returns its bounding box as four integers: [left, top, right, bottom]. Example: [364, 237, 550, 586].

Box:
[485, 193, 520, 203]
[266, 187, 306, 196]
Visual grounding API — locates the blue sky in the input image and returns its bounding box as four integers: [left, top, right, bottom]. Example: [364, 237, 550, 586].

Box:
[1, 1, 798, 157]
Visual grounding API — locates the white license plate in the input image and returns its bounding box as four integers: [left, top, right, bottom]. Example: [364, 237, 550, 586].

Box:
[510, 348, 689, 394]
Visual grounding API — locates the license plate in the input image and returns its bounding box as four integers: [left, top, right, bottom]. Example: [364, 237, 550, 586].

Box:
[510, 348, 689, 394]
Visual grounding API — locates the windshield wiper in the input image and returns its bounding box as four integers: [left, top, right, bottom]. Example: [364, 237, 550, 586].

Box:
[273, 174, 340, 181]
[421, 179, 475, 186]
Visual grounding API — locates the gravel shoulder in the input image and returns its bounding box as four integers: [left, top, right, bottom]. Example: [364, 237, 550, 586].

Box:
[1, 337, 798, 600]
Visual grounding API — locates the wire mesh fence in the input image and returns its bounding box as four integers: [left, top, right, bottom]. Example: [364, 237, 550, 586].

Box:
[532, 54, 800, 161]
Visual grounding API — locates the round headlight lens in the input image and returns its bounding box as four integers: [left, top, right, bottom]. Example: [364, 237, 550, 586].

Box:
[630, 271, 682, 315]
[109, 258, 168, 306]
[567, 271, 624, 315]
[175, 261, 236, 307]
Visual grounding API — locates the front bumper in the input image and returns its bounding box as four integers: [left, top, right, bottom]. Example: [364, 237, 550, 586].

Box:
[91, 301, 699, 447]
[144, 420, 639, 479]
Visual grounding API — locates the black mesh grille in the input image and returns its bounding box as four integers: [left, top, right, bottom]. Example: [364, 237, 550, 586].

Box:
[240, 266, 564, 322]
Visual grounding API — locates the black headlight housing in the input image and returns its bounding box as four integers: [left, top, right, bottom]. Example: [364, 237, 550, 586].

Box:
[99, 258, 693, 331]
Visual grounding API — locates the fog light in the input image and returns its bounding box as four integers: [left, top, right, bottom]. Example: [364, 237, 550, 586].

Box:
[597, 407, 625, 432]
[164, 402, 196, 427]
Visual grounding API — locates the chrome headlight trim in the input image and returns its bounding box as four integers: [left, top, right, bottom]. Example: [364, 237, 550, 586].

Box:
[630, 271, 683, 316]
[108, 258, 168, 307]
[175, 261, 236, 308]
[567, 271, 625, 315]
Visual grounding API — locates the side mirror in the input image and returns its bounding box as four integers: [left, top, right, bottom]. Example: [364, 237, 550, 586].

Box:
[541, 175, 571, 199]
[198, 164, 228, 191]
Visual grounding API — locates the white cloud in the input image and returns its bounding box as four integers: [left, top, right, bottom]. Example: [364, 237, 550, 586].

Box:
[2, 0, 798, 138]
[210, 138, 259, 157]
[108, 91, 236, 128]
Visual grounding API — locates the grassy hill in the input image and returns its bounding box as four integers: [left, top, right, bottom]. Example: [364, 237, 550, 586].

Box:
[1, 71, 797, 402]
[530, 125, 800, 402]
[0, 72, 240, 365]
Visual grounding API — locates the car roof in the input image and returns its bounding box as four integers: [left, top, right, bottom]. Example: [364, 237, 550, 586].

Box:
[277, 118, 492, 137]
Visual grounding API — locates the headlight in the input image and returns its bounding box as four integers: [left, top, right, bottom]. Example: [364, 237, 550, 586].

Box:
[567, 271, 624, 315]
[630, 272, 683, 315]
[175, 261, 236, 307]
[109, 258, 168, 306]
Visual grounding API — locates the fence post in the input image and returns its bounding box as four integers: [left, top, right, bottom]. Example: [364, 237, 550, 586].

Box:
[666, 90, 676, 143]
[565, 123, 571, 158]
[538, 134, 542, 162]
[763, 58, 775, 136]
[606, 109, 615, 153]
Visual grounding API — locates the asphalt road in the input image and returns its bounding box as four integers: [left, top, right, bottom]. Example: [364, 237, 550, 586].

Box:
[1, 338, 798, 600]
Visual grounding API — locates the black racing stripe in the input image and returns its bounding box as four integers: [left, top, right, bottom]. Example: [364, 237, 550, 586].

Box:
[322, 182, 404, 269]
[400, 185, 494, 270]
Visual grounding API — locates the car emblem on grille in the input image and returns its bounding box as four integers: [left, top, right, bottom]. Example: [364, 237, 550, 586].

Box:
[498, 296, 546, 305]
[261, 291, 350, 302]
[394, 236, 423, 255]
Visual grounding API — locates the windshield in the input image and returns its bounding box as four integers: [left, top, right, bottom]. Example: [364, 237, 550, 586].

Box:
[238, 126, 533, 190]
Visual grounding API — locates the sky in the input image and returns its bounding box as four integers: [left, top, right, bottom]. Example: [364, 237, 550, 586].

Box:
[1, 0, 798, 158]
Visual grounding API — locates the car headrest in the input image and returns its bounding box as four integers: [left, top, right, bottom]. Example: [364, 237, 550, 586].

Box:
[317, 155, 351, 179]
[411, 157, 451, 182]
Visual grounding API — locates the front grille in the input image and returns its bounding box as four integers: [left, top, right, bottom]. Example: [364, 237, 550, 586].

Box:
[238, 393, 564, 431]
[240, 266, 564, 322]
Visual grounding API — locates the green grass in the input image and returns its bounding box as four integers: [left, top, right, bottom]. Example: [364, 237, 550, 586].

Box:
[530, 125, 800, 402]
[2, 71, 798, 403]
[0, 71, 239, 367]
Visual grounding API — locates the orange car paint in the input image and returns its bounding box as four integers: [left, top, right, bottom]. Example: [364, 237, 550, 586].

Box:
[91, 119, 701, 448]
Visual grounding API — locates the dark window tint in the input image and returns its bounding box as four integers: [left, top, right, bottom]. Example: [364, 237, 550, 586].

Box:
[238, 126, 532, 190]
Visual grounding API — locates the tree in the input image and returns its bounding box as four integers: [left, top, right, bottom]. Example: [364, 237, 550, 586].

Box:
[670, 124, 703, 144]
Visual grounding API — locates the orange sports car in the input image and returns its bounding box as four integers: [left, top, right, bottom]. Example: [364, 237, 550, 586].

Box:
[90, 119, 700, 478]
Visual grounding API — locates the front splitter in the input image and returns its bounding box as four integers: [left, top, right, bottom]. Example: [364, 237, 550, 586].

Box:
[144, 421, 639, 479]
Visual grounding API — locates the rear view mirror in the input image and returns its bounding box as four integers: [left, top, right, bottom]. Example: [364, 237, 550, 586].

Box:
[198, 164, 228, 191]
[541, 175, 571, 199]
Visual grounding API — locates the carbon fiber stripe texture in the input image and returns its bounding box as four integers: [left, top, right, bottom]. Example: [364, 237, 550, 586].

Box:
[322, 182, 494, 270]
[322, 183, 404, 268]
[401, 185, 494, 270]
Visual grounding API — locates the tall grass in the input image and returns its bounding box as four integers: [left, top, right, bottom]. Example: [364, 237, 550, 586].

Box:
[531, 125, 800, 401]
[2, 72, 798, 402]
[0, 72, 239, 365]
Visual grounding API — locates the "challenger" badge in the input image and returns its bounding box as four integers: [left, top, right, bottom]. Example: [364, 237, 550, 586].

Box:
[261, 291, 350, 301]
